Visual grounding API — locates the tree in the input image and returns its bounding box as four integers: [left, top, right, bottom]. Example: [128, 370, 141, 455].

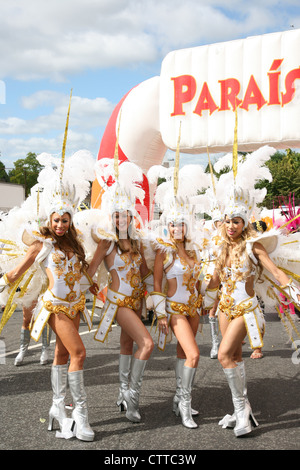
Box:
[205, 149, 300, 209]
[0, 161, 9, 182]
[255, 149, 300, 208]
[8, 152, 43, 197]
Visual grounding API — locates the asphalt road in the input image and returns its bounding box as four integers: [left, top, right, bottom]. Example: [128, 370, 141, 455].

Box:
[0, 303, 299, 457]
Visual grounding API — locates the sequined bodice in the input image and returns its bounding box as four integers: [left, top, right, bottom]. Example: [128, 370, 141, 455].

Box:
[221, 253, 257, 306]
[43, 246, 82, 302]
[108, 249, 143, 296]
[166, 252, 201, 304]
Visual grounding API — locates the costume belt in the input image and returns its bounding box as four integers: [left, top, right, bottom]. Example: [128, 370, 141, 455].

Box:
[43, 293, 86, 319]
[30, 291, 92, 342]
[218, 295, 265, 349]
[157, 295, 202, 352]
[218, 295, 257, 322]
[166, 295, 202, 318]
[94, 288, 144, 343]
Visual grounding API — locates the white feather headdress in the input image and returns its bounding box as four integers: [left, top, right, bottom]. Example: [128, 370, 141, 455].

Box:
[221, 145, 275, 226]
[95, 158, 145, 218]
[94, 110, 146, 240]
[147, 126, 210, 239]
[37, 91, 95, 221]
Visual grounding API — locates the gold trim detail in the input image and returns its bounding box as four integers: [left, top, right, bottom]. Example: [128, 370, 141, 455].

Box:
[43, 293, 85, 320]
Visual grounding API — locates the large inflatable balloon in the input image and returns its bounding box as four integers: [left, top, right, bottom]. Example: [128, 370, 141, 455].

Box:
[91, 76, 167, 222]
[92, 28, 300, 221]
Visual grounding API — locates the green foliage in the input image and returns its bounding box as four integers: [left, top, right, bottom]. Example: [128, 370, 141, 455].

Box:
[205, 148, 300, 209]
[0, 149, 299, 207]
[255, 149, 300, 208]
[0, 161, 9, 182]
[8, 152, 43, 197]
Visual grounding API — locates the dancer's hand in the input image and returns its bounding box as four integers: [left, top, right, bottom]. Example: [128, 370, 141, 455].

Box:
[89, 282, 99, 296]
[158, 317, 169, 335]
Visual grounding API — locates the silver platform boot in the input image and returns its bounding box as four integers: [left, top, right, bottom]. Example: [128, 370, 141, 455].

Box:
[173, 358, 199, 417]
[178, 365, 198, 429]
[40, 326, 52, 365]
[218, 361, 259, 429]
[123, 358, 147, 423]
[14, 328, 31, 366]
[209, 316, 219, 359]
[68, 370, 94, 441]
[116, 354, 132, 411]
[223, 366, 258, 437]
[48, 364, 68, 431]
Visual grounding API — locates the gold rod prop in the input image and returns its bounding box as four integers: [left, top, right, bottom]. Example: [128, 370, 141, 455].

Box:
[60, 88, 73, 182]
[174, 121, 182, 196]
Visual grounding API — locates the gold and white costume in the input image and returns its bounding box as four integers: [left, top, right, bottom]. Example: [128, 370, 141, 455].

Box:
[94, 240, 145, 342]
[28, 232, 93, 341]
[151, 237, 203, 351]
[216, 248, 265, 349]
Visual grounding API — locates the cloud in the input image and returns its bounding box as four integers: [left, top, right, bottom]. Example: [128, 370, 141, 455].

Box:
[0, 0, 296, 81]
[0, 90, 113, 164]
[0, 130, 100, 168]
[0, 91, 114, 135]
[1, 0, 298, 166]
[0, 0, 157, 81]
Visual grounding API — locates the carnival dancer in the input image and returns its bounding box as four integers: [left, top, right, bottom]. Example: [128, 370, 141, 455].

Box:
[147, 137, 211, 428]
[0, 94, 97, 441]
[14, 302, 52, 365]
[0, 187, 52, 366]
[273, 194, 300, 341]
[249, 220, 268, 359]
[204, 145, 300, 437]
[206, 219, 223, 359]
[85, 150, 154, 424]
[195, 154, 225, 360]
[201, 144, 274, 363]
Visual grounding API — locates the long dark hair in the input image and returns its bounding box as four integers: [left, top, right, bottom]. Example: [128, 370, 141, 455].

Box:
[113, 212, 139, 254]
[40, 216, 88, 273]
[115, 227, 139, 254]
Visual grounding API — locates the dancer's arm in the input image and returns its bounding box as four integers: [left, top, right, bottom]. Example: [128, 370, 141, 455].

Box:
[253, 241, 300, 303]
[6, 241, 42, 284]
[87, 239, 111, 278]
[152, 250, 169, 333]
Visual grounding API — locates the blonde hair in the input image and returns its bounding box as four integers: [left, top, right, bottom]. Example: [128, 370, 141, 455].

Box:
[214, 222, 262, 282]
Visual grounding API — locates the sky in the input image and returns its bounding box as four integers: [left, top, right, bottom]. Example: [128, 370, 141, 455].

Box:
[0, 0, 300, 171]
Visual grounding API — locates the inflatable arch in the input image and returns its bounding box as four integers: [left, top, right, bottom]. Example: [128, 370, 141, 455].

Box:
[91, 28, 300, 221]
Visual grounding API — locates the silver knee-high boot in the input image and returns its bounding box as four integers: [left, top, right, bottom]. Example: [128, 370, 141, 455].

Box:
[209, 317, 219, 359]
[218, 361, 259, 429]
[48, 364, 68, 431]
[116, 354, 132, 411]
[178, 365, 198, 429]
[40, 326, 52, 365]
[68, 370, 94, 441]
[14, 328, 31, 366]
[173, 358, 199, 417]
[123, 358, 147, 423]
[223, 366, 258, 437]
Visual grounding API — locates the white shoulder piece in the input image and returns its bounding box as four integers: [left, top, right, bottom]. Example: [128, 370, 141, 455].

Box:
[91, 225, 118, 244]
[21, 228, 54, 264]
[151, 236, 176, 254]
[246, 228, 279, 256]
[106, 241, 115, 256]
